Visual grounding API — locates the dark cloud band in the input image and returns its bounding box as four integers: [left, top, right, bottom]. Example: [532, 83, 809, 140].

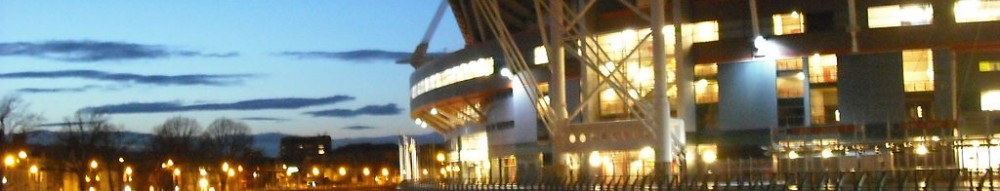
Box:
[0, 70, 254, 86]
[239, 117, 291, 122]
[280, 50, 412, 62]
[0, 40, 238, 62]
[304, 103, 402, 118]
[80, 96, 355, 114]
[16, 85, 104, 94]
[342, 125, 376, 130]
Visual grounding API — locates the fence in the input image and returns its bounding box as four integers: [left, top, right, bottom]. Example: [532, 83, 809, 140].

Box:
[402, 169, 1000, 191]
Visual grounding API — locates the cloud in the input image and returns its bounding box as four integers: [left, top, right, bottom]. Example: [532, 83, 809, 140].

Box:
[80, 95, 355, 114]
[0, 40, 238, 62]
[239, 117, 290, 122]
[280, 50, 412, 62]
[35, 121, 102, 128]
[342, 125, 377, 131]
[303, 103, 403, 118]
[0, 70, 254, 86]
[16, 85, 104, 93]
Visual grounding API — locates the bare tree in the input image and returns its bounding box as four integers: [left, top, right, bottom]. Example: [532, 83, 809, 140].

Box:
[149, 116, 203, 162]
[0, 95, 43, 143]
[202, 118, 254, 162]
[0, 95, 42, 191]
[50, 112, 127, 191]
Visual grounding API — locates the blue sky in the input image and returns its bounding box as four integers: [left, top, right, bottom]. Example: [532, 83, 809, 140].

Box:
[0, 1, 464, 138]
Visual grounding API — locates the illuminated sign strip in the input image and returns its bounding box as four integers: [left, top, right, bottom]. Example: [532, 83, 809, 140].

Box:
[411, 57, 495, 98]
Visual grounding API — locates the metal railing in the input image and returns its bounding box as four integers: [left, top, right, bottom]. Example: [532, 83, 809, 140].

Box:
[402, 168, 1000, 191]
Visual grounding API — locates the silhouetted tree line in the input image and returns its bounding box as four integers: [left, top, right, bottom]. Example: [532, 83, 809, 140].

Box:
[0, 94, 258, 191]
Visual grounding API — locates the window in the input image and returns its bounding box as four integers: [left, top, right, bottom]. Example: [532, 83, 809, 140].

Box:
[955, 0, 1000, 23]
[534, 46, 548, 65]
[692, 21, 719, 43]
[695, 79, 719, 103]
[694, 63, 718, 77]
[777, 58, 803, 71]
[867, 4, 933, 28]
[777, 72, 805, 98]
[808, 54, 838, 83]
[980, 61, 1000, 72]
[600, 88, 625, 117]
[773, 12, 805, 35]
[902, 49, 934, 92]
[984, 90, 1000, 111]
[811, 88, 839, 124]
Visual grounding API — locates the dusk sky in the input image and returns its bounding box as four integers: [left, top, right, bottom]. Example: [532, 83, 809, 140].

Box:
[0, 1, 464, 138]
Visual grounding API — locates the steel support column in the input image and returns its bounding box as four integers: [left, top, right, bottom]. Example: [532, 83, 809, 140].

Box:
[651, 0, 674, 178]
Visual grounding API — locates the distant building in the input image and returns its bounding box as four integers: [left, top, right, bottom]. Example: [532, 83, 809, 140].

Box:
[279, 135, 331, 166]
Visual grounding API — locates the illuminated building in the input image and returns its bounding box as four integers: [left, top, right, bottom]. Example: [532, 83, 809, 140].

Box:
[409, 0, 1000, 180]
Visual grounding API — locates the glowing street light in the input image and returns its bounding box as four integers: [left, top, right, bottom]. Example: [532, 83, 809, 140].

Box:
[29, 165, 39, 174]
[338, 167, 347, 176]
[436, 153, 446, 162]
[221, 162, 230, 172]
[125, 167, 134, 175]
[118, 157, 125, 163]
[3, 155, 15, 167]
[166, 159, 174, 167]
[198, 177, 209, 189]
[788, 151, 800, 159]
[702, 150, 718, 164]
[17, 151, 27, 159]
[312, 167, 321, 176]
[227, 170, 236, 177]
[915, 145, 929, 155]
[173, 169, 182, 176]
[821, 149, 834, 158]
[362, 168, 371, 176]
[90, 160, 99, 169]
[381, 168, 389, 176]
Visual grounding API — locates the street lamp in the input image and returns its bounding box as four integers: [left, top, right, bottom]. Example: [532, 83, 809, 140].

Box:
[90, 160, 99, 169]
[362, 168, 371, 176]
[436, 153, 446, 162]
[17, 151, 27, 159]
[3, 156, 14, 167]
[29, 165, 38, 174]
[338, 167, 346, 176]
[381, 168, 389, 176]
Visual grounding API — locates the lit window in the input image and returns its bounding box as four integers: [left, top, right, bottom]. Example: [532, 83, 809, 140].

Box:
[980, 61, 1000, 72]
[695, 79, 719, 103]
[903, 49, 934, 92]
[955, 0, 1000, 23]
[599, 88, 625, 116]
[694, 63, 718, 77]
[773, 11, 805, 35]
[534, 46, 548, 65]
[867, 4, 933, 28]
[777, 72, 805, 98]
[808, 54, 838, 83]
[983, 90, 1000, 111]
[411, 57, 495, 98]
[692, 21, 719, 43]
[776, 58, 803, 71]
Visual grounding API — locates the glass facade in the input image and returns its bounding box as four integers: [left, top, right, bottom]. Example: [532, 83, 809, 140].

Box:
[955, 0, 1000, 23]
[902, 49, 934, 92]
[867, 4, 933, 28]
[773, 12, 805, 35]
[808, 54, 838, 83]
[980, 61, 1000, 72]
